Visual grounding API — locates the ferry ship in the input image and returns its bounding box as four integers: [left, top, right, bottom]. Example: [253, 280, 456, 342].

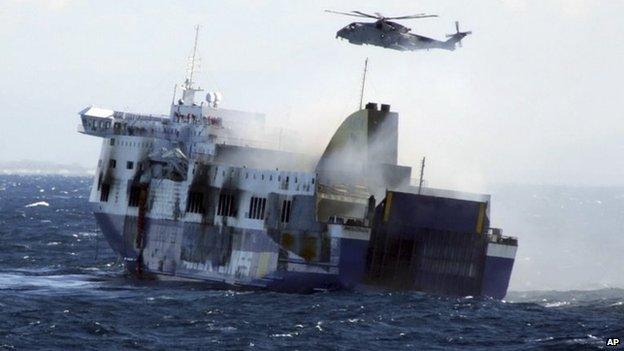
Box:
[78, 31, 517, 298]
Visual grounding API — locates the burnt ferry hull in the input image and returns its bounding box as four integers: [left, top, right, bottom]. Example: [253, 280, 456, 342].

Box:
[95, 212, 354, 293]
[94, 187, 517, 298]
[78, 40, 518, 298]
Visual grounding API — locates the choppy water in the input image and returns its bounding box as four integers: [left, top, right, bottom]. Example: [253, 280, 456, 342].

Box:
[0, 175, 622, 350]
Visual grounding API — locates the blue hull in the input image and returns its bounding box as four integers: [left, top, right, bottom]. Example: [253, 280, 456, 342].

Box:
[481, 256, 515, 299]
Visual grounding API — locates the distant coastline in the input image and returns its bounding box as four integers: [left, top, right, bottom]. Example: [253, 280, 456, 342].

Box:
[0, 160, 94, 176]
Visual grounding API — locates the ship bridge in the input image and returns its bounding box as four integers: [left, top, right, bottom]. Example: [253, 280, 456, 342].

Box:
[78, 105, 271, 151]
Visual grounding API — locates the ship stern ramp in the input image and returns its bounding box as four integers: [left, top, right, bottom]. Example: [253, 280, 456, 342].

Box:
[365, 190, 516, 298]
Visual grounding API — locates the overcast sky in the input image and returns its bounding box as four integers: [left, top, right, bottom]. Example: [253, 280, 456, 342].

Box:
[1, 0, 623, 191]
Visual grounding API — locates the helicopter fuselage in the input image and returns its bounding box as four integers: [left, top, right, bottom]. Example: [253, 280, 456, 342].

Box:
[336, 20, 461, 52]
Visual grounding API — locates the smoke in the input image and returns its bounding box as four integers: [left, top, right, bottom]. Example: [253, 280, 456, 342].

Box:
[260, 104, 624, 292]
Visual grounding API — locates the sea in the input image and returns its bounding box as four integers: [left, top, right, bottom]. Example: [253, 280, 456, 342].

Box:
[0, 174, 622, 350]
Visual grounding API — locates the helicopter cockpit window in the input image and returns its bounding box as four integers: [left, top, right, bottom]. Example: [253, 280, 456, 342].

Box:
[348, 24, 356, 30]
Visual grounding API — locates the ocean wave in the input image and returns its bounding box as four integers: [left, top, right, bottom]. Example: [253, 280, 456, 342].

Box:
[2, 175, 624, 350]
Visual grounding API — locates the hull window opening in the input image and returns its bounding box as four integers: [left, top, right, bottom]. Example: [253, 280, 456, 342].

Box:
[100, 184, 110, 202]
[247, 196, 267, 220]
[186, 190, 205, 214]
[280, 200, 292, 223]
[128, 185, 142, 207]
[217, 193, 236, 217]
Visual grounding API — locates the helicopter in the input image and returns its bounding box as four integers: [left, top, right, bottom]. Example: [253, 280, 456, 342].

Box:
[325, 10, 471, 52]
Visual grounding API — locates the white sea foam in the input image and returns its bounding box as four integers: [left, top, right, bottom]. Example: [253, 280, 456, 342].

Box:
[271, 333, 296, 338]
[0, 273, 97, 291]
[76, 231, 97, 237]
[25, 201, 50, 208]
[544, 301, 569, 308]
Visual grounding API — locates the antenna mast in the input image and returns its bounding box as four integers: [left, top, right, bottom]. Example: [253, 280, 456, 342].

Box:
[188, 25, 200, 86]
[180, 25, 203, 106]
[359, 58, 368, 110]
[418, 157, 426, 194]
[170, 83, 177, 105]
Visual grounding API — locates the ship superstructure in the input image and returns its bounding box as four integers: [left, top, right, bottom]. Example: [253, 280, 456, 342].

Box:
[78, 33, 517, 298]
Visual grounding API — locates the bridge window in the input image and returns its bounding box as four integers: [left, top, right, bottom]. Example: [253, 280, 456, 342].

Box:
[109, 159, 116, 169]
[280, 200, 292, 223]
[247, 196, 266, 220]
[126, 161, 134, 170]
[217, 193, 236, 217]
[110, 138, 115, 146]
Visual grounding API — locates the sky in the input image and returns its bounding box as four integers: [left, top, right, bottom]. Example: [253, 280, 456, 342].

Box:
[1, 0, 624, 192]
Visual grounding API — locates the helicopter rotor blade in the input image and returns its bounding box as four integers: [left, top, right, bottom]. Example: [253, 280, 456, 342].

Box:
[324, 10, 372, 18]
[385, 14, 438, 20]
[385, 13, 424, 19]
[455, 21, 460, 32]
[326, 10, 437, 21]
[351, 11, 382, 19]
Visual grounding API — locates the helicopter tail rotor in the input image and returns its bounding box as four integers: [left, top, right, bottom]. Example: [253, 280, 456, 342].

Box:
[445, 21, 472, 48]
